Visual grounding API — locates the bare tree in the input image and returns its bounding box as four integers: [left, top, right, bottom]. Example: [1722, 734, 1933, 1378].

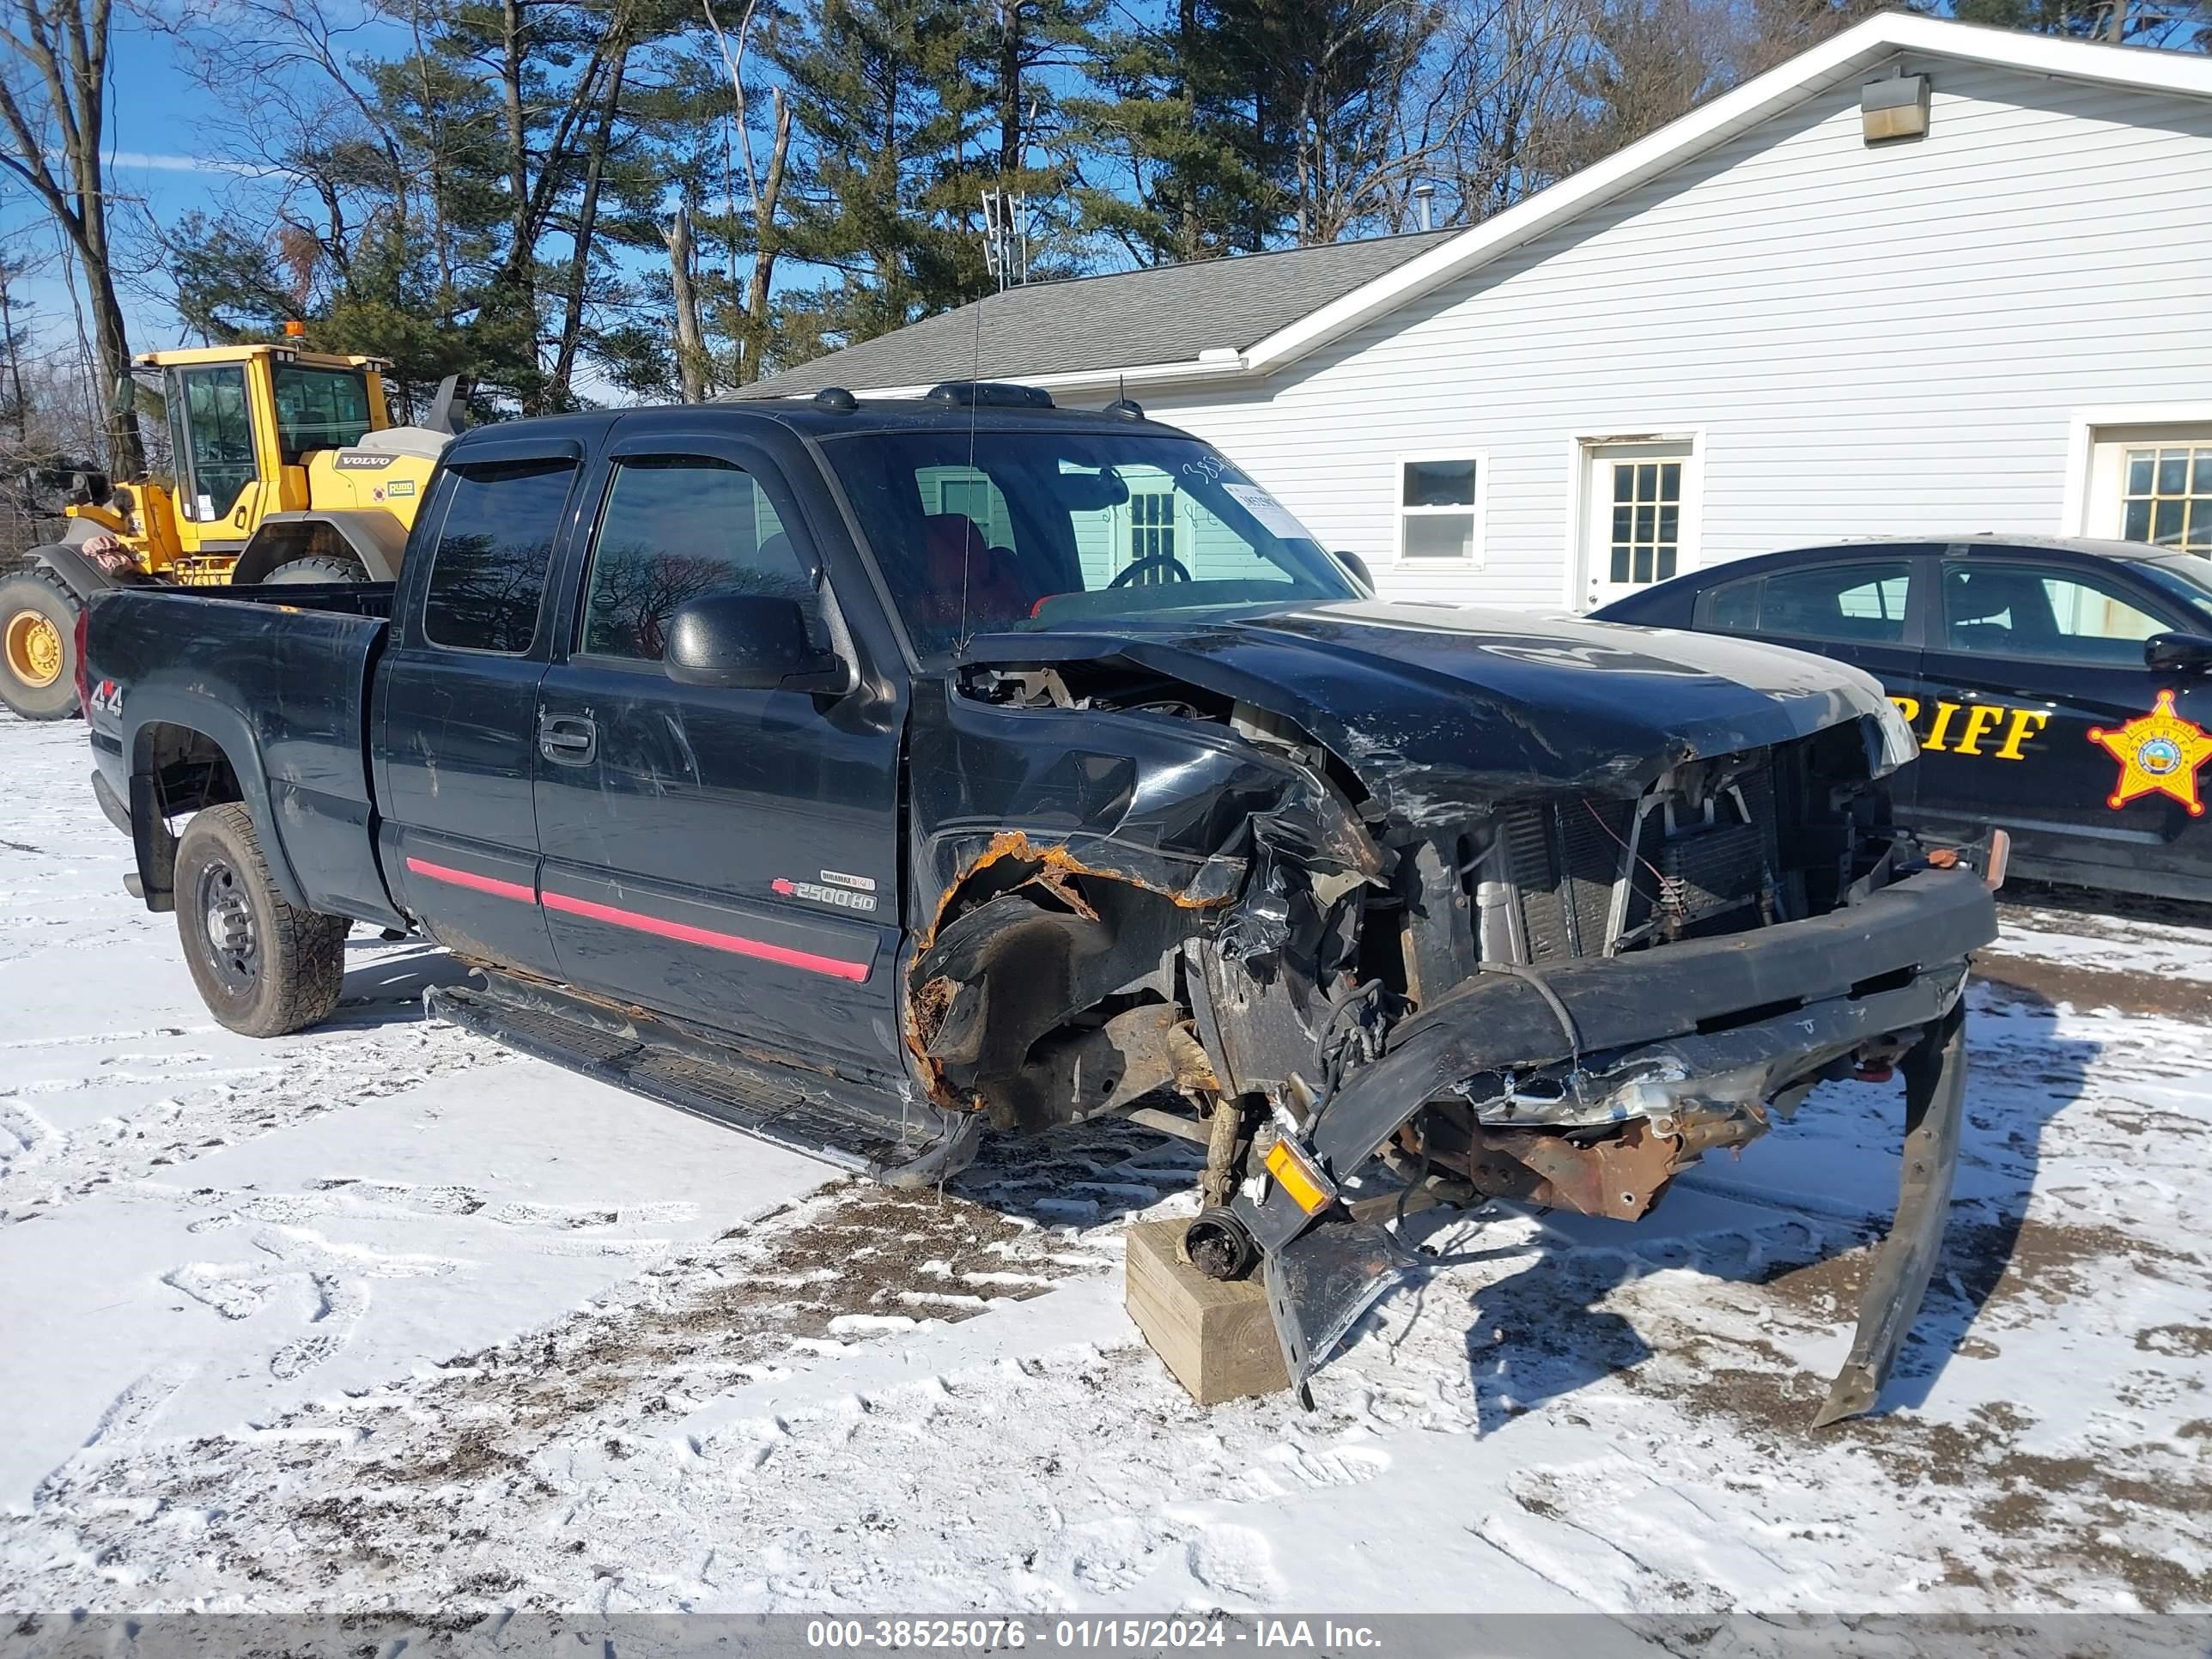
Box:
[0, 0, 145, 475]
[700, 0, 794, 385]
[661, 201, 710, 402]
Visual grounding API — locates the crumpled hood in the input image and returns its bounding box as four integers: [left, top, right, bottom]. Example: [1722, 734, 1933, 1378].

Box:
[963, 599, 1911, 815]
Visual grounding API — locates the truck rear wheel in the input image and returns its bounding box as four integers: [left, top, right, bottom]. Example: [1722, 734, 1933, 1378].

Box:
[0, 567, 82, 721]
[174, 803, 349, 1036]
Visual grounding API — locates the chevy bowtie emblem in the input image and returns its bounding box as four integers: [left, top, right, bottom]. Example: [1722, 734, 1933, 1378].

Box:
[2089, 690, 2212, 817]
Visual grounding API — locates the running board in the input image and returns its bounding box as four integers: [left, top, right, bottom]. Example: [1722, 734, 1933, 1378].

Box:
[424, 972, 982, 1184]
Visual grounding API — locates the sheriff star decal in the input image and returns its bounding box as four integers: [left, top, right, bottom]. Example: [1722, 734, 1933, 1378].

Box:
[2088, 690, 2212, 817]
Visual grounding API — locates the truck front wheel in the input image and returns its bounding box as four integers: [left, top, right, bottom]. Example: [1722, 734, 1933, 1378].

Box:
[174, 803, 349, 1036]
[0, 567, 83, 721]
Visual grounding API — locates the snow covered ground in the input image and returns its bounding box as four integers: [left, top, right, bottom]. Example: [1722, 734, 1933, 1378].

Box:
[1, 708, 2207, 1620]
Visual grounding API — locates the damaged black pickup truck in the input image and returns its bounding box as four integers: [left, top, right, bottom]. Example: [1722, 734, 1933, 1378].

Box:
[82, 385, 1998, 1422]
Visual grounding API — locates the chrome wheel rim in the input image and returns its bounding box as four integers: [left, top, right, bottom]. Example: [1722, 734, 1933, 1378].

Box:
[196, 857, 258, 995]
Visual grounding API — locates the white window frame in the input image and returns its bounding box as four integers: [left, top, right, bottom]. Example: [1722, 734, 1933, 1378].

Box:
[1394, 449, 1488, 565]
[1562, 428, 1705, 611]
[2063, 404, 2212, 543]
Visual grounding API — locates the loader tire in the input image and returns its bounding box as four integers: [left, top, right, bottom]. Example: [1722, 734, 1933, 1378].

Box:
[175, 803, 349, 1037]
[0, 566, 83, 721]
[263, 555, 369, 586]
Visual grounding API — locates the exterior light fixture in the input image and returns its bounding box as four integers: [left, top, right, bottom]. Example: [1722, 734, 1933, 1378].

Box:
[1862, 72, 1930, 144]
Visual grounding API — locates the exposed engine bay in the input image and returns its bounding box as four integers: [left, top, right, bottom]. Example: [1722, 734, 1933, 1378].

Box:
[899, 623, 1997, 1423]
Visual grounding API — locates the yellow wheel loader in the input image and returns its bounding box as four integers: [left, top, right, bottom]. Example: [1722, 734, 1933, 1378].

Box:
[0, 341, 454, 720]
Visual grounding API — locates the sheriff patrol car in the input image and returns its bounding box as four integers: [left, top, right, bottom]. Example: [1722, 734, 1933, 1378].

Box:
[1592, 535, 2212, 904]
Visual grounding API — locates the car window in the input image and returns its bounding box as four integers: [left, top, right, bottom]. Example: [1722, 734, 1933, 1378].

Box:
[422, 459, 575, 654]
[1942, 562, 2171, 664]
[1754, 561, 1914, 645]
[579, 457, 811, 662]
[1701, 577, 1760, 632]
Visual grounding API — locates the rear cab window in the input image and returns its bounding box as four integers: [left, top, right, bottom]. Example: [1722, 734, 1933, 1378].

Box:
[421, 459, 577, 653]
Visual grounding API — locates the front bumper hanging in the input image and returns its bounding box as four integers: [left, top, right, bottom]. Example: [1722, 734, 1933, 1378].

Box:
[1226, 866, 1996, 1424]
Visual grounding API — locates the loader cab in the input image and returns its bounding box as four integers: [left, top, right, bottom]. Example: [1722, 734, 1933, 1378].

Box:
[145, 345, 391, 574]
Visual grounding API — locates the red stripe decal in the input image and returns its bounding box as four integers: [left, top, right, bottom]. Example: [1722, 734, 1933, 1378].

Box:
[543, 889, 871, 982]
[405, 854, 870, 982]
[405, 856, 536, 904]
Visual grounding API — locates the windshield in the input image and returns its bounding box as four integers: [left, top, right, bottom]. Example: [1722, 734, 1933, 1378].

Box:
[2137, 558, 2212, 630]
[823, 430, 1358, 657]
[273, 364, 374, 463]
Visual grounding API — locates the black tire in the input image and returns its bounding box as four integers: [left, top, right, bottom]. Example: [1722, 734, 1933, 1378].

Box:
[263, 555, 369, 586]
[174, 802, 349, 1036]
[0, 566, 83, 721]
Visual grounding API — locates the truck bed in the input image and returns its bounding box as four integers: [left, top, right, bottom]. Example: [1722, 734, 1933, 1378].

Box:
[86, 583, 400, 927]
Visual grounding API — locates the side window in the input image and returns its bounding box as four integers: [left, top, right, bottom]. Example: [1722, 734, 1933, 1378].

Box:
[422, 459, 575, 654]
[580, 457, 810, 662]
[1700, 577, 1761, 632]
[272, 366, 374, 464]
[1758, 561, 1914, 644]
[1943, 562, 2170, 664]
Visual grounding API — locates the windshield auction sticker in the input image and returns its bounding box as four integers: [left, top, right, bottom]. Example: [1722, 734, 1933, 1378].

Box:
[1221, 482, 1315, 542]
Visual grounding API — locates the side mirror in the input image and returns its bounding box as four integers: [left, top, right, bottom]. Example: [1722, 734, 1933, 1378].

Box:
[2144, 631, 2212, 675]
[665, 591, 848, 693]
[109, 374, 137, 417]
[1333, 549, 1376, 596]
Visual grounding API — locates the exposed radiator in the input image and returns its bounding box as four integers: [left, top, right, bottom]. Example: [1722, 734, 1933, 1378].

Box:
[1498, 768, 1778, 963]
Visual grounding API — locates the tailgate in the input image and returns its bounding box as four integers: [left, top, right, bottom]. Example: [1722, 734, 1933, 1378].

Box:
[88, 586, 396, 924]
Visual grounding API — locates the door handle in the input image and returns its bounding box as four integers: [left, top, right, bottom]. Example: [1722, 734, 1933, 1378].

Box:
[538, 714, 596, 765]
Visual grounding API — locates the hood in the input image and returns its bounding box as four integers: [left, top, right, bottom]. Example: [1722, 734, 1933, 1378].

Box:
[963, 599, 1912, 816]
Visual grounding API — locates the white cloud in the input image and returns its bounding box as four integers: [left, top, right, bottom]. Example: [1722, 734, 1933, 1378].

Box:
[101, 151, 267, 176]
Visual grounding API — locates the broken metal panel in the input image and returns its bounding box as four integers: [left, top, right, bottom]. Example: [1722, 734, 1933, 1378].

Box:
[1814, 1000, 1968, 1427]
[908, 879, 1189, 1128]
[954, 611, 1915, 820]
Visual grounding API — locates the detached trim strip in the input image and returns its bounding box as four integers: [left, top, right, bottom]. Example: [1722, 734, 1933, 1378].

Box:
[404, 854, 870, 983]
[542, 890, 872, 982]
[405, 855, 534, 905]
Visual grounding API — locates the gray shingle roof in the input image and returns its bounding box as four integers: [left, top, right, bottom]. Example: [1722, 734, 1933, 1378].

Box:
[729, 230, 1455, 400]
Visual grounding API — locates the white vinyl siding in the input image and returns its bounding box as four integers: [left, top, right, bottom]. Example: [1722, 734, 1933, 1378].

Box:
[1130, 59, 2212, 609]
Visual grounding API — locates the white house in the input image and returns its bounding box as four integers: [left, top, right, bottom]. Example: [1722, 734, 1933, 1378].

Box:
[739, 15, 2212, 615]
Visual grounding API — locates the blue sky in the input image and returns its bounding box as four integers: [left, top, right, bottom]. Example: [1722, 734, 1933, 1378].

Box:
[2, 9, 292, 357]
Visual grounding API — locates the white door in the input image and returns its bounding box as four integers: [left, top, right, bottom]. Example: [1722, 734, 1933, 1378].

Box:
[1581, 440, 1698, 611]
[2084, 425, 2212, 553]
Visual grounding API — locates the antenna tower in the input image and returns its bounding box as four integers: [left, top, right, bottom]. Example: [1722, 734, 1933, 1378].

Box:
[981, 187, 1030, 291]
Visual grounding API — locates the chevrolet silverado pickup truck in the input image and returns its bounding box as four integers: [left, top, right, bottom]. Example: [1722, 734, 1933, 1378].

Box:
[82, 385, 1999, 1421]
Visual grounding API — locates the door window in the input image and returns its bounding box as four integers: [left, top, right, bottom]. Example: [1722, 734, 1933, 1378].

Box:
[1941, 563, 2171, 665]
[1756, 562, 1915, 644]
[421, 459, 576, 653]
[1129, 491, 1176, 568]
[175, 366, 258, 520]
[1609, 459, 1682, 586]
[579, 457, 810, 662]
